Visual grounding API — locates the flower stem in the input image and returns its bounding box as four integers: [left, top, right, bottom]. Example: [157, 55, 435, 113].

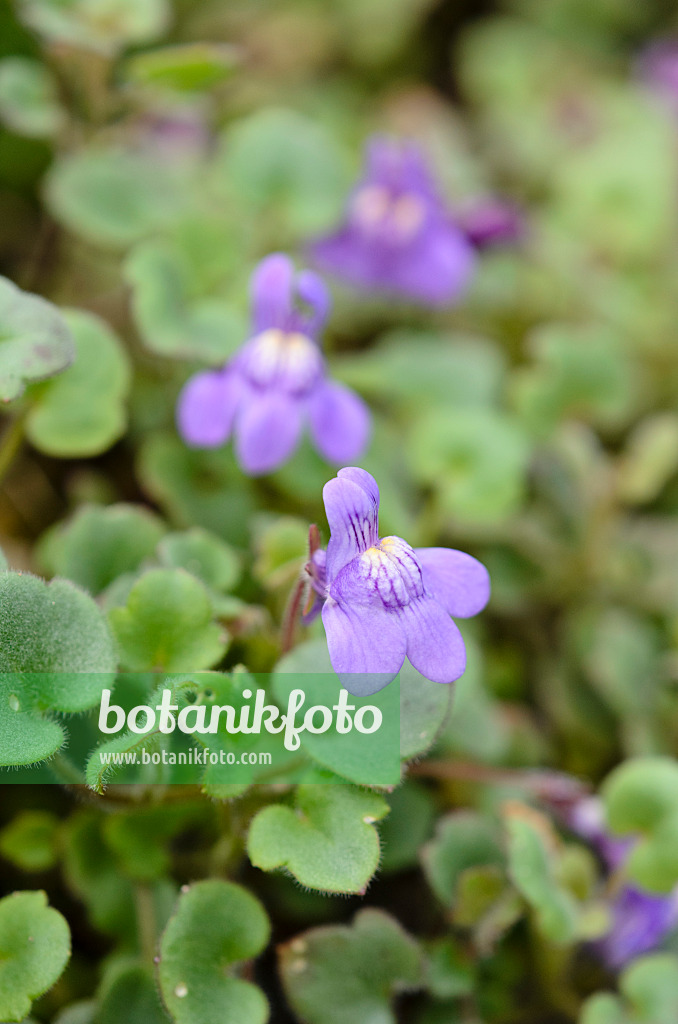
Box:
[0, 412, 26, 488]
[411, 759, 589, 801]
[135, 883, 157, 963]
[280, 574, 307, 655]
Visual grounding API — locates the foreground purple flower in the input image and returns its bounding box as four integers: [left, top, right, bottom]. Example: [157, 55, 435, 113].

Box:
[306, 467, 490, 695]
[568, 797, 678, 969]
[177, 254, 370, 476]
[310, 137, 477, 306]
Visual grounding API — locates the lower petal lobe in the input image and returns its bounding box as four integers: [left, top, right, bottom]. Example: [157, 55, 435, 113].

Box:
[234, 390, 303, 475]
[402, 597, 466, 684]
[322, 599, 405, 696]
[308, 381, 371, 464]
[176, 370, 241, 448]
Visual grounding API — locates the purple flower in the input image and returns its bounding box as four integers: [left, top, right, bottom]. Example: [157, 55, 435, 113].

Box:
[455, 197, 525, 250]
[600, 886, 678, 969]
[309, 137, 476, 307]
[566, 797, 678, 969]
[307, 467, 490, 696]
[176, 254, 371, 476]
[637, 39, 678, 114]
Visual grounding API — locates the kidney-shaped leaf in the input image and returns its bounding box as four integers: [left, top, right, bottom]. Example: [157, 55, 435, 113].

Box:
[26, 309, 131, 458]
[247, 785, 389, 895]
[109, 568, 227, 671]
[0, 890, 70, 1023]
[0, 276, 74, 403]
[279, 908, 423, 1024]
[0, 571, 116, 766]
[157, 880, 269, 1024]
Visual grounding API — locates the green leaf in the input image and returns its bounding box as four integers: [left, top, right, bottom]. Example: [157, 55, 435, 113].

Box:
[26, 309, 131, 458]
[137, 432, 255, 547]
[157, 528, 241, 593]
[62, 812, 136, 937]
[0, 571, 116, 682]
[125, 242, 247, 362]
[218, 108, 349, 233]
[421, 811, 504, 911]
[617, 413, 678, 505]
[53, 1002, 96, 1024]
[0, 890, 70, 1023]
[45, 149, 181, 248]
[504, 806, 579, 943]
[580, 954, 678, 1024]
[399, 658, 452, 761]
[62, 811, 177, 939]
[552, 92, 678, 262]
[577, 607, 660, 722]
[0, 546, 7, 571]
[274, 639, 449, 771]
[102, 802, 210, 881]
[252, 515, 308, 589]
[0, 57, 64, 137]
[96, 962, 167, 1024]
[17, 0, 170, 55]
[408, 407, 529, 524]
[38, 503, 166, 595]
[279, 908, 423, 1024]
[379, 783, 437, 875]
[423, 937, 475, 1000]
[247, 785, 389, 894]
[0, 571, 116, 766]
[0, 275, 75, 403]
[109, 568, 227, 671]
[602, 757, 678, 893]
[512, 323, 639, 435]
[272, 642, 400, 788]
[123, 42, 238, 92]
[336, 330, 506, 409]
[0, 811, 59, 872]
[157, 880, 269, 1024]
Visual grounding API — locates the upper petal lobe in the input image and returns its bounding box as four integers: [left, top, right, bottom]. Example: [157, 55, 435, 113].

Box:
[323, 468, 380, 580]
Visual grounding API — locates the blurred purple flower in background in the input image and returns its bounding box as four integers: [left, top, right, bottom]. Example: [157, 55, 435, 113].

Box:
[637, 38, 678, 114]
[456, 197, 525, 250]
[306, 467, 490, 695]
[177, 254, 370, 476]
[310, 136, 477, 306]
[568, 797, 678, 969]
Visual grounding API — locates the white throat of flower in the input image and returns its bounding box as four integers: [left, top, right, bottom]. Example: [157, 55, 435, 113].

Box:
[244, 328, 323, 392]
[351, 185, 426, 244]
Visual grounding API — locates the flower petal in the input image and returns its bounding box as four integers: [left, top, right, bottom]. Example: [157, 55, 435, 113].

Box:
[322, 599, 406, 696]
[294, 269, 331, 337]
[234, 390, 303, 476]
[250, 253, 294, 333]
[391, 227, 476, 306]
[323, 468, 380, 580]
[308, 380, 371, 464]
[415, 548, 490, 618]
[176, 369, 242, 448]
[402, 597, 466, 684]
[600, 887, 678, 969]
